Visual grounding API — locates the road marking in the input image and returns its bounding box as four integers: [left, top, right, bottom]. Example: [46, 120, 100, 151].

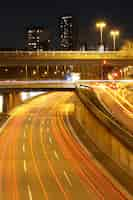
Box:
[27, 185, 33, 200]
[49, 137, 53, 145]
[54, 150, 59, 160]
[24, 130, 26, 138]
[40, 127, 43, 134]
[63, 170, 72, 187]
[41, 121, 45, 125]
[22, 144, 26, 153]
[24, 160, 27, 173]
[28, 117, 31, 121]
[25, 124, 28, 129]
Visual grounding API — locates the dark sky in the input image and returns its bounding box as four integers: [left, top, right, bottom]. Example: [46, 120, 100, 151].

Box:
[0, 0, 133, 48]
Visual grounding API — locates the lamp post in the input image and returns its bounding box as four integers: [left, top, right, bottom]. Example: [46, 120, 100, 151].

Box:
[96, 22, 106, 45]
[110, 30, 120, 50]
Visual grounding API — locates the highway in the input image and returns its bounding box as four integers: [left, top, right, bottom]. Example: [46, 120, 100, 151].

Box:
[94, 85, 133, 133]
[0, 92, 130, 200]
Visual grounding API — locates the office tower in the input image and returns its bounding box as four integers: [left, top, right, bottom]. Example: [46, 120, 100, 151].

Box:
[25, 26, 51, 51]
[58, 15, 78, 50]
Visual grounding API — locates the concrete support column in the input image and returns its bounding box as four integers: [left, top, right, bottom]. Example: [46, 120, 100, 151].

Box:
[3, 93, 10, 113]
[3, 90, 22, 113]
[25, 64, 28, 80]
[36, 65, 40, 80]
[12, 90, 22, 107]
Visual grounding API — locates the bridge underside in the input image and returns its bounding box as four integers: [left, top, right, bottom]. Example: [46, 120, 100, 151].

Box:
[0, 60, 131, 80]
[0, 81, 75, 92]
[1, 58, 133, 65]
[0, 51, 133, 80]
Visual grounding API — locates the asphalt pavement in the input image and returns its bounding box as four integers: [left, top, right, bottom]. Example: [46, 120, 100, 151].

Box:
[0, 92, 130, 200]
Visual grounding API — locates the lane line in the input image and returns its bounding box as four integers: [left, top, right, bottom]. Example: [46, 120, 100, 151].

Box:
[41, 121, 44, 126]
[24, 160, 27, 173]
[24, 130, 26, 138]
[22, 144, 26, 153]
[53, 150, 60, 160]
[40, 127, 43, 134]
[30, 126, 49, 200]
[27, 185, 33, 200]
[63, 170, 72, 187]
[49, 136, 53, 145]
[25, 124, 29, 130]
[40, 122, 69, 200]
[28, 117, 31, 121]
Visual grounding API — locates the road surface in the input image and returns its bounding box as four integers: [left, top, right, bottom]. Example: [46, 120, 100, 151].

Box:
[0, 92, 130, 200]
[94, 86, 133, 133]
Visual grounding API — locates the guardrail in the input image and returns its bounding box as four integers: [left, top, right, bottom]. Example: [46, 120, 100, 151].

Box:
[0, 50, 133, 60]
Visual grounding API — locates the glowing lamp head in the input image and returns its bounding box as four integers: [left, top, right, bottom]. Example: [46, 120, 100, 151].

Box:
[103, 60, 107, 65]
[96, 22, 106, 29]
[110, 30, 120, 37]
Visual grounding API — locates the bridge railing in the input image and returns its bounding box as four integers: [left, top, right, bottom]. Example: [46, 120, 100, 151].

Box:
[0, 50, 133, 57]
[0, 51, 133, 62]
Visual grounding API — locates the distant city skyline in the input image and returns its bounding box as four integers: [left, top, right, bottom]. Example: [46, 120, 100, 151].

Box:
[0, 0, 133, 48]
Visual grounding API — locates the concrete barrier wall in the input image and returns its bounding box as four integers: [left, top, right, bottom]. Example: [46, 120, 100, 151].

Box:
[74, 91, 133, 178]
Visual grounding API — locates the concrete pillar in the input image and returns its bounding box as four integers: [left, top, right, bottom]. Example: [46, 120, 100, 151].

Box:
[25, 64, 28, 80]
[12, 90, 22, 107]
[8, 92, 14, 110]
[36, 65, 40, 80]
[3, 90, 22, 113]
[3, 93, 9, 113]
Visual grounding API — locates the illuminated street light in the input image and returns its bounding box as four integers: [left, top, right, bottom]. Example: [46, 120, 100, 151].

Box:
[96, 21, 106, 45]
[20, 69, 24, 73]
[33, 70, 37, 75]
[110, 30, 120, 50]
[44, 71, 47, 75]
[5, 68, 8, 72]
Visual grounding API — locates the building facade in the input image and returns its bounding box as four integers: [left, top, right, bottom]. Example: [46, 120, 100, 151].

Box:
[58, 15, 78, 50]
[24, 26, 51, 51]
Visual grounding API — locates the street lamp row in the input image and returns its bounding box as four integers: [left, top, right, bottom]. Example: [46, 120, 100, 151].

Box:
[96, 21, 120, 50]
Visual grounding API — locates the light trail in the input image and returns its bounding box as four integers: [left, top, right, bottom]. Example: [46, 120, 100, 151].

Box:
[27, 185, 33, 200]
[63, 170, 72, 187]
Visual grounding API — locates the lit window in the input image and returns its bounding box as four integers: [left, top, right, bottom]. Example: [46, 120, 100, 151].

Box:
[28, 30, 33, 33]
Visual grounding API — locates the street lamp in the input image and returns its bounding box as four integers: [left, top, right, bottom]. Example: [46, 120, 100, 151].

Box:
[96, 22, 106, 45]
[110, 30, 120, 50]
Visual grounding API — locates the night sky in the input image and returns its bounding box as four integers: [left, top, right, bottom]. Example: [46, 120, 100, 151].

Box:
[0, 0, 133, 48]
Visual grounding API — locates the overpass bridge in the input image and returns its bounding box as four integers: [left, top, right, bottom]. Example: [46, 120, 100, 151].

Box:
[0, 50, 133, 80]
[0, 79, 131, 90]
[0, 79, 131, 113]
[0, 50, 133, 64]
[0, 80, 75, 90]
[0, 80, 75, 112]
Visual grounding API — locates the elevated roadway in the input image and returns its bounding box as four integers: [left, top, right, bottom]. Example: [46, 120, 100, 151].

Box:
[0, 80, 131, 90]
[0, 80, 75, 90]
[0, 50, 133, 66]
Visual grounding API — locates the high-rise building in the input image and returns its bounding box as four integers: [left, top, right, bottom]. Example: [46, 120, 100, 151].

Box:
[24, 26, 51, 51]
[58, 15, 78, 50]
